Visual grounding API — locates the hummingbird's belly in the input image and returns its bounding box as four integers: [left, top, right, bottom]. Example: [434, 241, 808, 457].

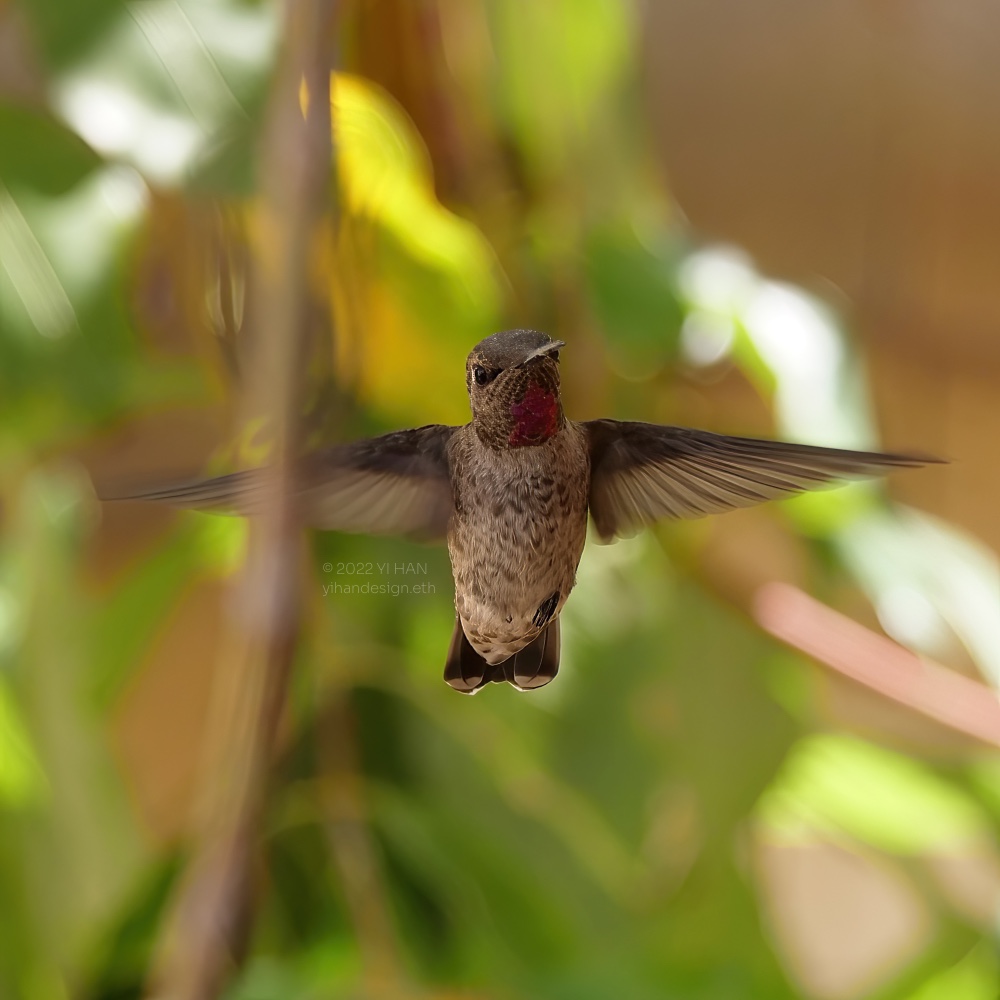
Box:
[447, 424, 589, 664]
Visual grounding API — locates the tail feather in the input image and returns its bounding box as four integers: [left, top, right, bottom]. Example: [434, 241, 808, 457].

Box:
[444, 619, 560, 694]
[511, 621, 560, 690]
[443, 620, 489, 694]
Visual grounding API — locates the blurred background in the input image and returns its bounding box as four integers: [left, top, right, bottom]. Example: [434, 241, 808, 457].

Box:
[2, 0, 1000, 997]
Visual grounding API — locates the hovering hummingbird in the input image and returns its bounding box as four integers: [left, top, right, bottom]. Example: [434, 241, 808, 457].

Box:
[119, 329, 934, 694]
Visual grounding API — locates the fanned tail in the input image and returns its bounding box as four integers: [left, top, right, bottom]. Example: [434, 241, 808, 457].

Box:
[444, 619, 560, 694]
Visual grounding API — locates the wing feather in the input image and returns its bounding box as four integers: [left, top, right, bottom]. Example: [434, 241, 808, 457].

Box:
[105, 424, 458, 540]
[584, 419, 939, 541]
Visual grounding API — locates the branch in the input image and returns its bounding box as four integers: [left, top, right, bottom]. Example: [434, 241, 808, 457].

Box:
[754, 582, 1000, 749]
[147, 2, 338, 997]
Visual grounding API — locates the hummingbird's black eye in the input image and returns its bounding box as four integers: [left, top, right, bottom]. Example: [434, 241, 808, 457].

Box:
[473, 365, 494, 386]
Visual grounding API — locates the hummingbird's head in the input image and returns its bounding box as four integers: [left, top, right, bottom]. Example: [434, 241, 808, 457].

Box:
[466, 329, 566, 449]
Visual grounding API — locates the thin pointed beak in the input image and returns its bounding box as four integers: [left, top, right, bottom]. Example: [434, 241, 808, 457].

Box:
[518, 340, 565, 366]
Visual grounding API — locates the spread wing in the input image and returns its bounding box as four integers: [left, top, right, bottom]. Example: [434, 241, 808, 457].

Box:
[107, 424, 458, 540]
[584, 419, 938, 542]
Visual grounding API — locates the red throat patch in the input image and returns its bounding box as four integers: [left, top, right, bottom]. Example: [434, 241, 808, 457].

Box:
[508, 383, 560, 447]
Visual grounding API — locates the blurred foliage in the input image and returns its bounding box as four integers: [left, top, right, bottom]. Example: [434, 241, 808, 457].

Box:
[1, 1, 1000, 999]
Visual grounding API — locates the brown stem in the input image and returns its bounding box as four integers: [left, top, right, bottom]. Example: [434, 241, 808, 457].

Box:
[755, 582, 1000, 748]
[146, 3, 338, 998]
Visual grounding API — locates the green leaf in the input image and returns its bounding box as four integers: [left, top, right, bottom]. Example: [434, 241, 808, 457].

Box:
[758, 734, 991, 854]
[31, 0, 277, 186]
[0, 105, 100, 194]
[584, 222, 683, 378]
[490, 0, 632, 178]
[906, 945, 998, 1000]
[333, 73, 501, 324]
[0, 675, 47, 807]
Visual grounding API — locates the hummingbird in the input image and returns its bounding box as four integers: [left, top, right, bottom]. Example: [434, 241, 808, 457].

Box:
[118, 329, 935, 694]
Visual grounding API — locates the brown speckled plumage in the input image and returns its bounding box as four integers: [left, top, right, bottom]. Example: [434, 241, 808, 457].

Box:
[447, 418, 588, 662]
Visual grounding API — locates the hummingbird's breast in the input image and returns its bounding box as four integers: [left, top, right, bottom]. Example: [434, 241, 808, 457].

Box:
[446, 421, 590, 664]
